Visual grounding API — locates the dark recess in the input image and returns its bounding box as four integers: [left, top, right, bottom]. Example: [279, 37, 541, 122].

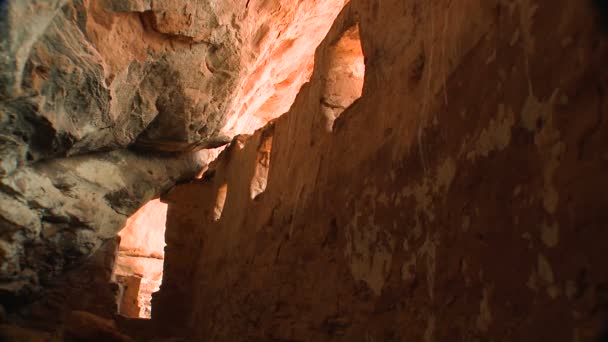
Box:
[595, 0, 608, 31]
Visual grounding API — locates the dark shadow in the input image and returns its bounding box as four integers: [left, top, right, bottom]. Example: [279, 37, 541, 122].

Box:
[598, 319, 608, 342]
[595, 0, 608, 31]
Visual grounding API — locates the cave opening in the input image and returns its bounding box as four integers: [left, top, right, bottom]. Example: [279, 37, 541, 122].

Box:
[112, 199, 167, 319]
[321, 24, 365, 131]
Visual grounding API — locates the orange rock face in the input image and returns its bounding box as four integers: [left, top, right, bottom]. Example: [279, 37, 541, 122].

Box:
[117, 199, 167, 260]
[153, 0, 608, 340]
[223, 0, 350, 134]
[114, 199, 167, 318]
[2, 1, 608, 341]
[80, 0, 350, 149]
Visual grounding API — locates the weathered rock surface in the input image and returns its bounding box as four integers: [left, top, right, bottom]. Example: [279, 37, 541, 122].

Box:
[2, 237, 121, 336]
[1, 0, 347, 157]
[0, 149, 208, 297]
[0, 0, 347, 300]
[154, 0, 608, 340]
[2, 0, 608, 340]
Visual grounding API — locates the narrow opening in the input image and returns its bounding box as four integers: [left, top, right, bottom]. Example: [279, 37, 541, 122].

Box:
[321, 24, 365, 131]
[113, 199, 167, 319]
[250, 128, 274, 199]
[213, 184, 228, 221]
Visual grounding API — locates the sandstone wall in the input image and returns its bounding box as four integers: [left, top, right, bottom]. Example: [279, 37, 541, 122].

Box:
[0, 0, 346, 300]
[157, 0, 608, 340]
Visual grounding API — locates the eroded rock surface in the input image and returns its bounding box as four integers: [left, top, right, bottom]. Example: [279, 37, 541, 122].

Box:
[1, 0, 347, 157]
[155, 0, 608, 340]
[0, 0, 347, 300]
[2, 0, 608, 340]
[0, 149, 208, 298]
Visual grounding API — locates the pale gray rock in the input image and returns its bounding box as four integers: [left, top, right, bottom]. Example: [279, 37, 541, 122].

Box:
[0, 148, 210, 295]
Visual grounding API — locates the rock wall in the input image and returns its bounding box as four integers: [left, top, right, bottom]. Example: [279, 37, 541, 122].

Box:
[156, 0, 608, 340]
[0, 0, 347, 300]
[0, 237, 122, 339]
[0, 148, 207, 301]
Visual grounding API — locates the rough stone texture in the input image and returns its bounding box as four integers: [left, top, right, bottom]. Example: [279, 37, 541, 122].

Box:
[1, 0, 347, 155]
[0, 0, 348, 300]
[155, 0, 608, 340]
[2, 237, 119, 333]
[0, 236, 155, 341]
[0, 148, 208, 299]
